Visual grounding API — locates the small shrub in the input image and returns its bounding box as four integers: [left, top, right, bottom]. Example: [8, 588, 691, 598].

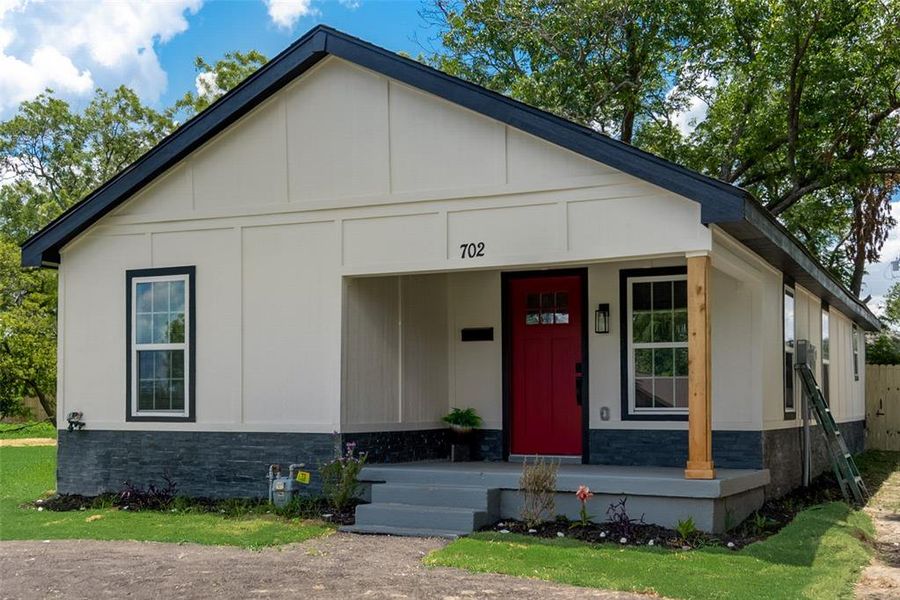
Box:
[519, 456, 558, 528]
[115, 475, 177, 511]
[320, 441, 367, 511]
[749, 510, 778, 534]
[442, 407, 483, 429]
[275, 495, 326, 519]
[605, 497, 644, 538]
[675, 516, 698, 542]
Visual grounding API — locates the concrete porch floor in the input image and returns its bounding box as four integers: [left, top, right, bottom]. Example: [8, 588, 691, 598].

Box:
[359, 461, 770, 498]
[353, 462, 771, 534]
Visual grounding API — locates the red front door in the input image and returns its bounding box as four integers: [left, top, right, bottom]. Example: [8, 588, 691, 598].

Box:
[509, 273, 584, 456]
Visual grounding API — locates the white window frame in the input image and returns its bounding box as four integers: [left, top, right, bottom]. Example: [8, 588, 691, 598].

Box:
[130, 273, 191, 419]
[626, 273, 689, 416]
[821, 306, 830, 402]
[784, 285, 796, 416]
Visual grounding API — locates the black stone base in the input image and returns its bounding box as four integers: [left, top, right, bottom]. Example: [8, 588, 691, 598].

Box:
[588, 429, 763, 469]
[762, 419, 865, 497]
[57, 430, 337, 498]
[56, 427, 501, 500]
[340, 429, 449, 463]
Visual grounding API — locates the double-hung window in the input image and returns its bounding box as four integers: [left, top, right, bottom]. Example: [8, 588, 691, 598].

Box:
[821, 305, 830, 403]
[126, 267, 195, 421]
[783, 285, 796, 417]
[624, 270, 688, 416]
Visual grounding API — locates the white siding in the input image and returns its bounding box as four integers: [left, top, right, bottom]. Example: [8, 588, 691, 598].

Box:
[64, 56, 854, 437]
[341, 274, 449, 431]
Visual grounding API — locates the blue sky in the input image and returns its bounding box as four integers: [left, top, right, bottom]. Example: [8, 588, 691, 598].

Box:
[0, 0, 439, 116]
[156, 1, 442, 111]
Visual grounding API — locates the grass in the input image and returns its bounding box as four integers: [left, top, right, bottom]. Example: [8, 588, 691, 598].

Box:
[427, 504, 873, 599]
[427, 451, 900, 599]
[0, 445, 331, 548]
[0, 421, 57, 439]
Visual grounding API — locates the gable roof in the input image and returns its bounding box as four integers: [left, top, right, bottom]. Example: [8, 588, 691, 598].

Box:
[19, 25, 879, 331]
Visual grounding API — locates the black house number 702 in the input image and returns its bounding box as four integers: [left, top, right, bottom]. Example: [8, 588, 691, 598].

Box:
[460, 242, 485, 259]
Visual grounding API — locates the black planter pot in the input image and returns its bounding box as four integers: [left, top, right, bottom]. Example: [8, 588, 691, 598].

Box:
[449, 425, 475, 462]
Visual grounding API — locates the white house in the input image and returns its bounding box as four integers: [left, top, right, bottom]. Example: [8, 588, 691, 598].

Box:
[22, 26, 876, 534]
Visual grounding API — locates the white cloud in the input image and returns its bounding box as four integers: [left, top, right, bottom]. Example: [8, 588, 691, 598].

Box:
[194, 70, 221, 99]
[668, 75, 716, 137]
[0, 0, 201, 114]
[264, 0, 316, 29]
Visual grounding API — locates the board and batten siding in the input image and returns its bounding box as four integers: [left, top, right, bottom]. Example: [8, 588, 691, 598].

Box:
[57, 56, 712, 433]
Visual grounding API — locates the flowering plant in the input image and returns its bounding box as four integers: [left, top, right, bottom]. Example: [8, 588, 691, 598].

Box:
[320, 440, 367, 511]
[575, 485, 594, 527]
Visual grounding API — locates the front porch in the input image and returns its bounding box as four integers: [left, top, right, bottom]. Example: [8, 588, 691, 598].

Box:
[348, 461, 769, 537]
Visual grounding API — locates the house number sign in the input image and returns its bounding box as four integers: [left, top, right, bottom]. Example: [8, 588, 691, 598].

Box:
[459, 242, 486, 259]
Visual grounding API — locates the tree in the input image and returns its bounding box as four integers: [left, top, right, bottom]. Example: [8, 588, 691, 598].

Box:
[0, 87, 176, 243]
[0, 237, 56, 419]
[172, 50, 268, 118]
[866, 332, 900, 364]
[431, 0, 900, 292]
[426, 0, 716, 144]
[0, 50, 267, 421]
[881, 282, 900, 329]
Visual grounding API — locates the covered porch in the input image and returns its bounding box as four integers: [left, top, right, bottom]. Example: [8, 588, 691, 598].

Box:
[350, 461, 769, 536]
[341, 253, 728, 481]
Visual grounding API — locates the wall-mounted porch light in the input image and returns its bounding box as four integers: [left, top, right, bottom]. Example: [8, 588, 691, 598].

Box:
[594, 303, 610, 334]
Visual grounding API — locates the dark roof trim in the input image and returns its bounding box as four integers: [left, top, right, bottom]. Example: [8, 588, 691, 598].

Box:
[20, 25, 878, 331]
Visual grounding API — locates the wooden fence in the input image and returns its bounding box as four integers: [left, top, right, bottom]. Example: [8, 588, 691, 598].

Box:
[865, 364, 900, 451]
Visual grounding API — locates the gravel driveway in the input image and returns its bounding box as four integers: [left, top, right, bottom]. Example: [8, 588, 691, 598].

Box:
[0, 534, 646, 600]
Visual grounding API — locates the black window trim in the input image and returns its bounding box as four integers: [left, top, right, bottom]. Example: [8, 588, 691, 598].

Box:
[125, 266, 196, 422]
[619, 266, 689, 422]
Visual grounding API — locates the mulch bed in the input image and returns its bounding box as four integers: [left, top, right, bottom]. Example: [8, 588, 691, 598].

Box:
[483, 470, 853, 550]
[31, 492, 359, 525]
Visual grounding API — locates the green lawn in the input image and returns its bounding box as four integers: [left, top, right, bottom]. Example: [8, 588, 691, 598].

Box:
[0, 421, 57, 439]
[425, 452, 900, 600]
[0, 445, 331, 547]
[428, 504, 872, 599]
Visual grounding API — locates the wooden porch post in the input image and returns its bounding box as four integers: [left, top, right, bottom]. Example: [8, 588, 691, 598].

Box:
[685, 253, 715, 480]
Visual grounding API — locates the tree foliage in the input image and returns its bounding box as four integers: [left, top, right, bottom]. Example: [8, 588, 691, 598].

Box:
[866, 332, 900, 364]
[431, 0, 900, 292]
[427, 0, 716, 144]
[0, 50, 267, 420]
[172, 50, 269, 118]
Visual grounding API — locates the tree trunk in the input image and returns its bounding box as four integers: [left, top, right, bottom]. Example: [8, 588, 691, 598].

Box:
[28, 382, 56, 427]
[849, 192, 867, 296]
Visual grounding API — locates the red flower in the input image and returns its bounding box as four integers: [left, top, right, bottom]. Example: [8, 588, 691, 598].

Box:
[575, 485, 593, 503]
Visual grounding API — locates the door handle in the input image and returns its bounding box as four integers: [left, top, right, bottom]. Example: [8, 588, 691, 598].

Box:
[575, 362, 583, 406]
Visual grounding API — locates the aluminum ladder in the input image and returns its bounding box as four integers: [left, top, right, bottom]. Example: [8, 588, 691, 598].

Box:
[794, 342, 868, 505]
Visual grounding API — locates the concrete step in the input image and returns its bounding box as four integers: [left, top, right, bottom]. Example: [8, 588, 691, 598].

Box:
[370, 483, 500, 512]
[340, 524, 463, 539]
[354, 502, 493, 533]
[359, 465, 520, 488]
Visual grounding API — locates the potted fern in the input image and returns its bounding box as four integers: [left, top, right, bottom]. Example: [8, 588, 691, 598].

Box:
[443, 407, 482, 461]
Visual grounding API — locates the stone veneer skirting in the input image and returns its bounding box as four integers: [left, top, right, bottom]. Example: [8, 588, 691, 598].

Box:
[58, 428, 453, 499]
[589, 429, 764, 469]
[589, 420, 865, 498]
[762, 419, 865, 497]
[57, 422, 864, 499]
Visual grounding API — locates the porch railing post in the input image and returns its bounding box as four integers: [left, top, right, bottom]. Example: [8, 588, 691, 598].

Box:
[685, 253, 716, 480]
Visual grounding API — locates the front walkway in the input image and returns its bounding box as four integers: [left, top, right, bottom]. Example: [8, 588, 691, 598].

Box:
[0, 534, 646, 600]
